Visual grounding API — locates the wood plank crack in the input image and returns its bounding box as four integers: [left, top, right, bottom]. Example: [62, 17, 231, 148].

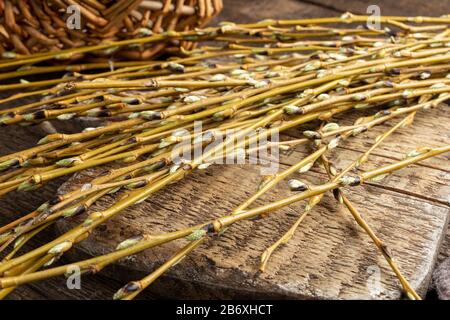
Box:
[363, 182, 450, 208]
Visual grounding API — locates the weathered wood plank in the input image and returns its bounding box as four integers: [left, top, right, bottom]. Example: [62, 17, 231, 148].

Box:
[1, 0, 449, 300]
[215, 0, 339, 23]
[55, 104, 450, 299]
[0, 87, 147, 300]
[4, 271, 159, 300]
[438, 230, 450, 265]
[281, 106, 450, 204]
[284, 107, 450, 173]
[304, 0, 450, 16]
[0, 121, 159, 300]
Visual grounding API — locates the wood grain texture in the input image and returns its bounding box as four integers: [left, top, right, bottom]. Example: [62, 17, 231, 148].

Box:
[0, 120, 158, 300]
[1, 0, 449, 300]
[56, 104, 450, 299]
[215, 0, 339, 23]
[303, 0, 450, 16]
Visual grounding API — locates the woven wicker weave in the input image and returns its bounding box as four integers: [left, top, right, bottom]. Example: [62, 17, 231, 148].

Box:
[0, 0, 223, 58]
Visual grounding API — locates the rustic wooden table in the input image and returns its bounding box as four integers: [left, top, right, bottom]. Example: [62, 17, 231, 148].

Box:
[0, 0, 449, 300]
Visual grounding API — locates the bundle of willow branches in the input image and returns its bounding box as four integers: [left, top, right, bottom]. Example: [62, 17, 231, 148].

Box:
[0, 13, 449, 300]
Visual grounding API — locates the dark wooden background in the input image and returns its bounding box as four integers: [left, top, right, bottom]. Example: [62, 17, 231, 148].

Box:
[0, 0, 449, 300]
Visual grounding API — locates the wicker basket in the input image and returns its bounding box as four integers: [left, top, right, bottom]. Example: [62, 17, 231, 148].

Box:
[0, 0, 223, 59]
